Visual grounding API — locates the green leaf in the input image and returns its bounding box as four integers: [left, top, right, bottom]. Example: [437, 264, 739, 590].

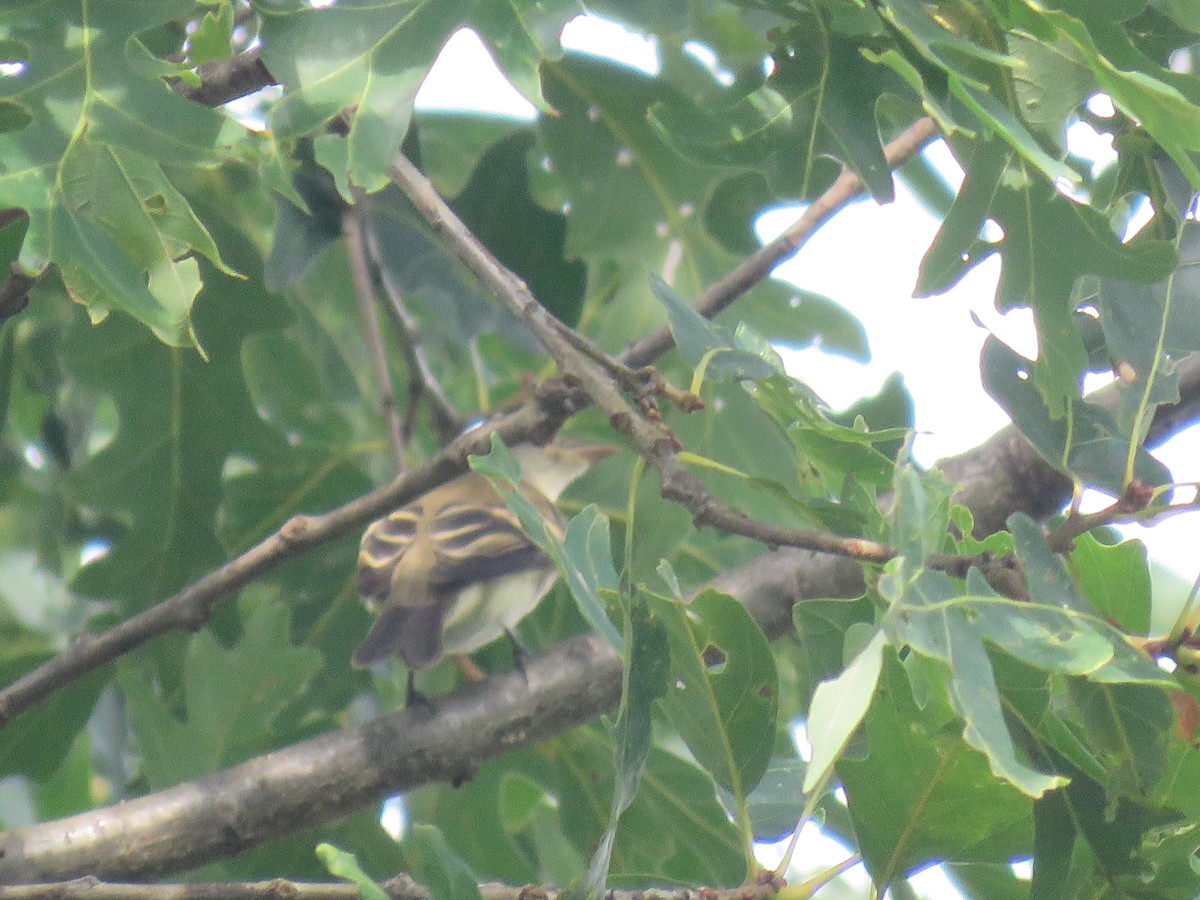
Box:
[0, 2, 253, 345]
[416, 112, 523, 198]
[650, 274, 778, 383]
[949, 80, 1081, 189]
[1097, 217, 1200, 429]
[498, 772, 586, 886]
[792, 595, 876, 709]
[448, 130, 586, 328]
[649, 587, 778, 797]
[121, 601, 322, 789]
[1062, 678, 1171, 800]
[1009, 31, 1094, 142]
[402, 824, 483, 900]
[573, 593, 670, 899]
[470, 0, 583, 113]
[986, 184, 1177, 416]
[884, 462, 955, 572]
[1030, 791, 1076, 900]
[471, 436, 623, 652]
[839, 654, 1033, 887]
[752, 373, 904, 490]
[1040, 6, 1200, 187]
[1071, 534, 1152, 635]
[316, 843, 391, 900]
[30, 729, 93, 822]
[803, 628, 886, 794]
[1009, 513, 1089, 613]
[188, 0, 235, 67]
[534, 52, 796, 313]
[53, 139, 237, 346]
[261, 0, 469, 193]
[882, 566, 1172, 797]
[981, 337, 1172, 493]
[364, 182, 543, 354]
[66, 249, 290, 621]
[407, 728, 744, 889]
[0, 639, 105, 781]
[916, 139, 1009, 297]
[652, 25, 897, 202]
[1034, 763, 1182, 889]
[740, 756, 807, 843]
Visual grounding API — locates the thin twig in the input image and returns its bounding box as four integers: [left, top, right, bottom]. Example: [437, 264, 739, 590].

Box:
[620, 117, 940, 369]
[363, 216, 467, 444]
[343, 199, 407, 470]
[0, 874, 428, 900]
[387, 155, 673, 462]
[0, 396, 582, 728]
[548, 318, 702, 416]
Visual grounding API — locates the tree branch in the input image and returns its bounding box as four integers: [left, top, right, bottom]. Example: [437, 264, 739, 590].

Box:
[343, 199, 407, 470]
[0, 634, 623, 881]
[176, 48, 275, 108]
[363, 215, 468, 444]
[621, 117, 940, 369]
[0, 874, 428, 899]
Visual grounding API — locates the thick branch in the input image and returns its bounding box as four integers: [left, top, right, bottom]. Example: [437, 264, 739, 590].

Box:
[0, 634, 623, 882]
[176, 48, 275, 108]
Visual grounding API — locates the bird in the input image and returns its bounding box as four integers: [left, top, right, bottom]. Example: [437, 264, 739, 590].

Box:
[351, 441, 615, 690]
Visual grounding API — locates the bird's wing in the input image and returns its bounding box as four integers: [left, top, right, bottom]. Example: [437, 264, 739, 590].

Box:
[356, 507, 421, 609]
[424, 489, 559, 589]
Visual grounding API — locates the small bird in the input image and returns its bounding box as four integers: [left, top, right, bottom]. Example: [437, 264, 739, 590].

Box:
[352, 442, 615, 682]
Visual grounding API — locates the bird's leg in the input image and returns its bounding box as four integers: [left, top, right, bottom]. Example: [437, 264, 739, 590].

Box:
[506, 628, 532, 682]
[405, 670, 435, 712]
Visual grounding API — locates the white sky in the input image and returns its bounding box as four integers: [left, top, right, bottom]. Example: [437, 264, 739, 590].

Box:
[417, 17, 1200, 897]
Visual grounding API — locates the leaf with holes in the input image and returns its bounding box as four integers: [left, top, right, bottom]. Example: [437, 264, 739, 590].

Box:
[882, 566, 1172, 798]
[648, 587, 777, 799]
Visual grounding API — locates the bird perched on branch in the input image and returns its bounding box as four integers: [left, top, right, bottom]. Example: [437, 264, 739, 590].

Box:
[352, 442, 615, 694]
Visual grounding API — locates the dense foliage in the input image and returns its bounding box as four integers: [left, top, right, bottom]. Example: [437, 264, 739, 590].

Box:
[1, 1, 1200, 897]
